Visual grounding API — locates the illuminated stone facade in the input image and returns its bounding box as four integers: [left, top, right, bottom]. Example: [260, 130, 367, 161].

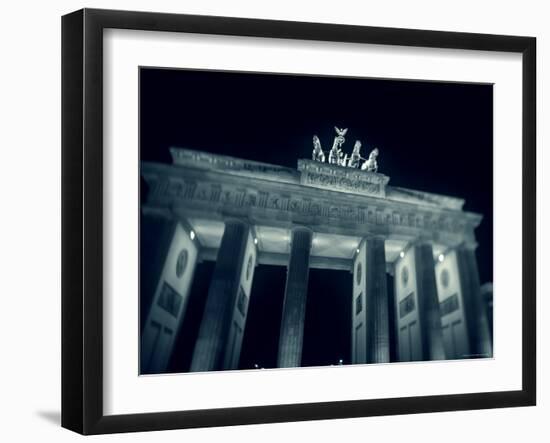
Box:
[140, 148, 492, 372]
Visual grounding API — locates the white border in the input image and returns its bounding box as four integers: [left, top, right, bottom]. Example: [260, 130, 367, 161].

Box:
[103, 29, 523, 415]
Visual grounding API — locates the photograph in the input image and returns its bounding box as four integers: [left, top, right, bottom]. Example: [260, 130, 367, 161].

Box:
[138, 67, 494, 375]
[57, 6, 537, 436]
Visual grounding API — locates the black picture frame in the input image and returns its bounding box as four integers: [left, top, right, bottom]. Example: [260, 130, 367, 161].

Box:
[61, 8, 536, 435]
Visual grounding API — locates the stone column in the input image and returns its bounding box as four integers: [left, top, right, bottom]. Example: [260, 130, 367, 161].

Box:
[456, 246, 492, 358]
[393, 241, 445, 362]
[414, 243, 446, 361]
[140, 221, 198, 373]
[277, 227, 313, 368]
[352, 237, 390, 364]
[190, 220, 256, 372]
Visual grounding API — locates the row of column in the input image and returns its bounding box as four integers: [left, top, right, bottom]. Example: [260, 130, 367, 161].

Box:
[141, 217, 492, 374]
[140, 218, 313, 373]
[389, 242, 492, 362]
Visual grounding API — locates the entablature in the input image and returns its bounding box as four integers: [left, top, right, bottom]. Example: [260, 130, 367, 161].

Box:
[142, 161, 482, 247]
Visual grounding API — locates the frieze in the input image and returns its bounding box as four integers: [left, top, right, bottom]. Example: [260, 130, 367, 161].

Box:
[148, 174, 472, 236]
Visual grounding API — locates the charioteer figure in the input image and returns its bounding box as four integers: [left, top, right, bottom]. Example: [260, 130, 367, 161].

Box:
[328, 127, 347, 165]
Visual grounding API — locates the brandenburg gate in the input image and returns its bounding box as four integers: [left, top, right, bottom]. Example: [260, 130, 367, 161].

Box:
[140, 130, 493, 373]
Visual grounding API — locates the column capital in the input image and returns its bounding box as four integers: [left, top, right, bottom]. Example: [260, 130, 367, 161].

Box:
[223, 217, 251, 228]
[289, 225, 313, 250]
[410, 236, 436, 248]
[289, 225, 314, 235]
[355, 234, 386, 253]
[364, 233, 387, 241]
[457, 241, 479, 251]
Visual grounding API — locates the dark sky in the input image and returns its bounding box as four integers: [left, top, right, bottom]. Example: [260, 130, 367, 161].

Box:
[140, 67, 493, 371]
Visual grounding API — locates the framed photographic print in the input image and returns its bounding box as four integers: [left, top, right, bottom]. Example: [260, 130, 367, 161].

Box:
[61, 8, 536, 435]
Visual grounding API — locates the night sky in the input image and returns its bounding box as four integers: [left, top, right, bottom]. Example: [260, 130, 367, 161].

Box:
[140, 67, 493, 372]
